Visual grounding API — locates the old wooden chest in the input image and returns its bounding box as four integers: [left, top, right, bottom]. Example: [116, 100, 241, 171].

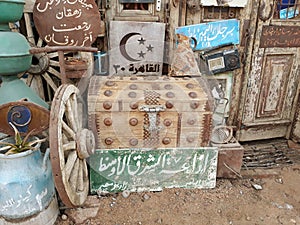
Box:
[88, 76, 213, 149]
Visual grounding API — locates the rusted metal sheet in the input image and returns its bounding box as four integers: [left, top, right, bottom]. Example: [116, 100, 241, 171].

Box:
[0, 101, 49, 136]
[89, 147, 218, 194]
[109, 21, 165, 76]
[260, 25, 300, 48]
[33, 0, 101, 47]
[242, 139, 294, 169]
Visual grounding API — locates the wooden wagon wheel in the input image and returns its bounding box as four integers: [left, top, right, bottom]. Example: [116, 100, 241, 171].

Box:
[19, 10, 94, 101]
[49, 84, 95, 207]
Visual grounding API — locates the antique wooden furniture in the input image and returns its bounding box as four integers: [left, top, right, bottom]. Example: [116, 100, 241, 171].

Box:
[24, 0, 101, 208]
[49, 84, 95, 207]
[88, 76, 214, 149]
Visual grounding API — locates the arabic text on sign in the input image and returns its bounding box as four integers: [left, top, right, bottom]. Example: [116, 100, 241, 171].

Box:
[113, 63, 161, 75]
[175, 19, 240, 50]
[33, 0, 100, 47]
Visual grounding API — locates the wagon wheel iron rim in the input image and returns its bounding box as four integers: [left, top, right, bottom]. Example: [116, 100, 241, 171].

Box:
[20, 12, 94, 102]
[49, 84, 95, 207]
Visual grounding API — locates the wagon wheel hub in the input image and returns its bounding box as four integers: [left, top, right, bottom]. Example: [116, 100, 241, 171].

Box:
[28, 52, 50, 75]
[76, 129, 95, 159]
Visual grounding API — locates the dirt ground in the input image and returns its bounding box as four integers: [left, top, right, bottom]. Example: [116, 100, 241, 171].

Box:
[55, 163, 300, 225]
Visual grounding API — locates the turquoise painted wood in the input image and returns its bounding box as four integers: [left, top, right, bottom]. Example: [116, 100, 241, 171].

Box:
[0, 0, 25, 31]
[175, 19, 240, 50]
[89, 147, 218, 194]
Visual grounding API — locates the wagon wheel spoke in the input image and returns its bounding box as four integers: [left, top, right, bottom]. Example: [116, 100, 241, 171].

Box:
[41, 72, 58, 92]
[50, 84, 95, 207]
[65, 96, 79, 132]
[20, 11, 94, 102]
[62, 120, 76, 140]
[63, 141, 76, 152]
[37, 37, 43, 48]
[48, 58, 60, 67]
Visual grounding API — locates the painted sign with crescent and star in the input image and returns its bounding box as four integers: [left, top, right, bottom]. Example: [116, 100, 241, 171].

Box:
[109, 21, 165, 76]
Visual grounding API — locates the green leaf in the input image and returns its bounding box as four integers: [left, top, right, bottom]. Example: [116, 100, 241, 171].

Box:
[18, 146, 33, 152]
[22, 128, 36, 146]
[27, 138, 46, 148]
[9, 122, 22, 146]
[1, 123, 45, 155]
[0, 145, 12, 152]
[0, 141, 16, 148]
[5, 148, 18, 155]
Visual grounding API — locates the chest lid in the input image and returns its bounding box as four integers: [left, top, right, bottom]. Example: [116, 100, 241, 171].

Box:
[88, 76, 213, 113]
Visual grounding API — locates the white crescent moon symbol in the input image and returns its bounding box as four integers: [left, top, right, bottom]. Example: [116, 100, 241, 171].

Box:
[119, 32, 142, 62]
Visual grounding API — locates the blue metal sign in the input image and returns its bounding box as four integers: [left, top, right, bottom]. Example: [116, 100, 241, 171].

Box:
[175, 19, 240, 51]
[280, 8, 299, 19]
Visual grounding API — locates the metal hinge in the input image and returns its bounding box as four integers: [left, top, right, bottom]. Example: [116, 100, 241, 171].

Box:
[139, 105, 165, 134]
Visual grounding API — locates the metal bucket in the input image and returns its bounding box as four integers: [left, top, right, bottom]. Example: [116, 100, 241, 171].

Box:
[0, 197, 58, 225]
[0, 141, 57, 221]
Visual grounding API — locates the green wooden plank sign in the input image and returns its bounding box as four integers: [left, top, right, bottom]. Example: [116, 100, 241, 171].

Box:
[89, 148, 218, 194]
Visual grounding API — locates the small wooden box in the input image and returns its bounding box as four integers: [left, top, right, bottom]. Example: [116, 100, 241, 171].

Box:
[88, 76, 214, 149]
[215, 143, 244, 178]
[64, 58, 88, 79]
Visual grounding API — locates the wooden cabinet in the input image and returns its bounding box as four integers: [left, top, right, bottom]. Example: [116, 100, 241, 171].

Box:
[235, 0, 300, 141]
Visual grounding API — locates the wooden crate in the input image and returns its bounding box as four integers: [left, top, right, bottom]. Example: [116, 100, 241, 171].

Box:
[213, 141, 244, 178]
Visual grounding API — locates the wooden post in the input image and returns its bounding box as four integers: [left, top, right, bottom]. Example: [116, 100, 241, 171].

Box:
[58, 51, 67, 84]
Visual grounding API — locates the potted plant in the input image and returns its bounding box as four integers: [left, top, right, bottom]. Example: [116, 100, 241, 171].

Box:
[0, 122, 46, 155]
[0, 123, 58, 224]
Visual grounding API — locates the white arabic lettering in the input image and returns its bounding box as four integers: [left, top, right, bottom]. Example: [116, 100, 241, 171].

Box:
[36, 188, 48, 211]
[56, 7, 82, 19]
[52, 22, 91, 32]
[97, 151, 213, 177]
[0, 185, 32, 212]
[78, 0, 93, 9]
[36, 0, 55, 12]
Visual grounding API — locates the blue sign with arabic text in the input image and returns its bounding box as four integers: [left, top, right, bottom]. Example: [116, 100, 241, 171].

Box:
[176, 19, 240, 51]
[280, 8, 299, 19]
